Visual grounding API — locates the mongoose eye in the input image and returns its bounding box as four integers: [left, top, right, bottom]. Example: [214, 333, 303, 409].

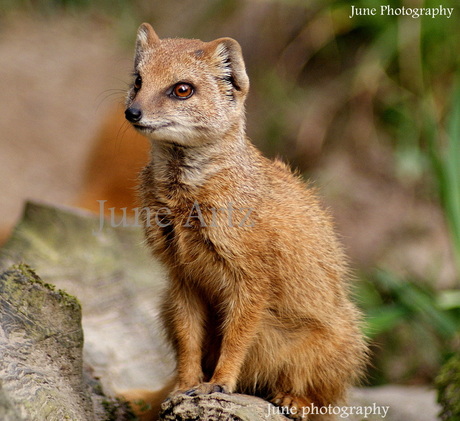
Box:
[134, 75, 142, 90]
[172, 83, 194, 100]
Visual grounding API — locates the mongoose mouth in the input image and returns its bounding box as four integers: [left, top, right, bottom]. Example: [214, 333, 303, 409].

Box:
[132, 122, 172, 133]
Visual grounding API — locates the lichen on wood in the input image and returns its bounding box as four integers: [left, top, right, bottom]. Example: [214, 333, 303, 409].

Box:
[435, 353, 460, 421]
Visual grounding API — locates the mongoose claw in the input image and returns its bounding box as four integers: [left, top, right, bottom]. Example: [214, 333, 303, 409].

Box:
[184, 382, 228, 396]
[210, 384, 227, 393]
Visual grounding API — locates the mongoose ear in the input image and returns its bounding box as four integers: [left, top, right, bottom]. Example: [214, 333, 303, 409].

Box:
[135, 23, 160, 67]
[206, 38, 250, 97]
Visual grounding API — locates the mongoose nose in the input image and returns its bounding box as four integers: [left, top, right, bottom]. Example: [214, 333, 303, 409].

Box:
[125, 107, 143, 123]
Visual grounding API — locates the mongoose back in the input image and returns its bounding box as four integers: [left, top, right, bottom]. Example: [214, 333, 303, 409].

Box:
[124, 23, 368, 420]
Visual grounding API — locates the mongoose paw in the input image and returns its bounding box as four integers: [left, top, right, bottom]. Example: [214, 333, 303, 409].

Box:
[271, 393, 311, 419]
[184, 382, 228, 396]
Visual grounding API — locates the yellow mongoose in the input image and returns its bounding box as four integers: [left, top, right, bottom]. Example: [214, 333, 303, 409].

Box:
[122, 23, 368, 420]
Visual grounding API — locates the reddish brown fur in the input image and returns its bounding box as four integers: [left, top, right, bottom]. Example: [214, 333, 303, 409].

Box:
[77, 104, 148, 213]
[122, 23, 368, 420]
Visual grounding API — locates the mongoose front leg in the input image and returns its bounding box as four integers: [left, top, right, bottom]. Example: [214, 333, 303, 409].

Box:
[163, 281, 206, 393]
[185, 287, 266, 395]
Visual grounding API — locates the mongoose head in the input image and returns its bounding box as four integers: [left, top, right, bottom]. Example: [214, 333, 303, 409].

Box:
[125, 23, 250, 147]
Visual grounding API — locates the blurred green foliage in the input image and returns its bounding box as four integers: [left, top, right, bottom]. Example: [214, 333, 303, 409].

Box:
[1, 0, 459, 386]
[357, 270, 460, 384]
[428, 84, 460, 272]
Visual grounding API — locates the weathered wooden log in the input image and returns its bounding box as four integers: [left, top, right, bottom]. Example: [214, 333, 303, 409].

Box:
[160, 392, 289, 421]
[0, 263, 134, 421]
